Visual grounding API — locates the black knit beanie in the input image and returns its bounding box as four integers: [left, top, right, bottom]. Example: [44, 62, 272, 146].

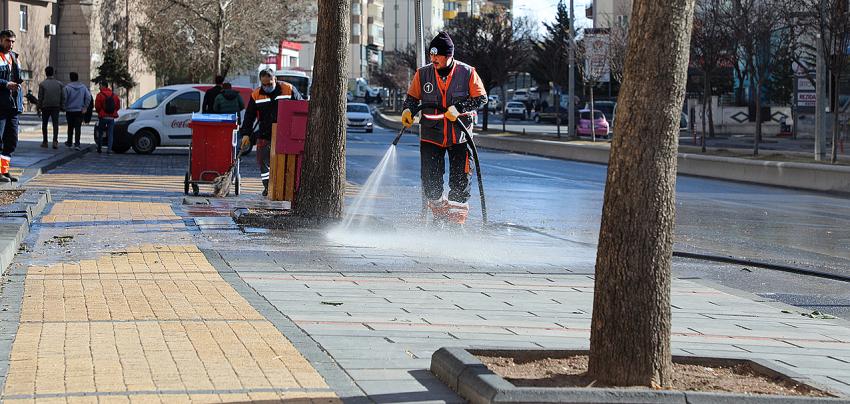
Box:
[429, 32, 454, 57]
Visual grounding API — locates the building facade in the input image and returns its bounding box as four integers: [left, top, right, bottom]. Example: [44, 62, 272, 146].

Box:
[590, 0, 632, 28]
[383, 0, 444, 52]
[0, 0, 155, 104]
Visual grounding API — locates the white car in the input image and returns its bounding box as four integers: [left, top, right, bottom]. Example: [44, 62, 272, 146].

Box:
[503, 101, 527, 121]
[113, 84, 252, 154]
[346, 103, 373, 133]
[511, 90, 529, 102]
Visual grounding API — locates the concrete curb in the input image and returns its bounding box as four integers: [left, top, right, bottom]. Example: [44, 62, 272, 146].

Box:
[0, 189, 51, 392]
[430, 347, 846, 404]
[0, 189, 51, 273]
[473, 135, 850, 194]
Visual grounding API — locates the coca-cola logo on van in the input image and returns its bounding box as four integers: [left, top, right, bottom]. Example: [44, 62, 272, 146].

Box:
[171, 119, 190, 128]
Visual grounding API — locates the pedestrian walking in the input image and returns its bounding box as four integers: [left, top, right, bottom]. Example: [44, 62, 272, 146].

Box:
[202, 75, 225, 113]
[0, 30, 22, 182]
[213, 83, 245, 118]
[401, 32, 487, 226]
[38, 66, 64, 149]
[239, 69, 302, 196]
[94, 81, 120, 154]
[63, 72, 91, 150]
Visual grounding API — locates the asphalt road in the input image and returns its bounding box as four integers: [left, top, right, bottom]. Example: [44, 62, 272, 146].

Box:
[346, 124, 850, 319]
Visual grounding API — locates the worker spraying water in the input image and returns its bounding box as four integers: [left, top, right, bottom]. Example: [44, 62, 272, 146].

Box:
[400, 32, 488, 227]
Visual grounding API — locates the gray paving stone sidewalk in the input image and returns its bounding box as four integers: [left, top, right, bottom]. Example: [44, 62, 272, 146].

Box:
[204, 224, 850, 402]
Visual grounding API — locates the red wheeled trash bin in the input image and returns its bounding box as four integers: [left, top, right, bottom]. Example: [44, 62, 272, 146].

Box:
[184, 113, 241, 196]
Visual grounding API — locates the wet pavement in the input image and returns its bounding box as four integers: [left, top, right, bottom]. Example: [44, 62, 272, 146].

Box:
[0, 123, 849, 402]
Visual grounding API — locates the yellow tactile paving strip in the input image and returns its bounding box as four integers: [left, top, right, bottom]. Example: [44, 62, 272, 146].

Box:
[28, 174, 265, 195]
[2, 202, 338, 403]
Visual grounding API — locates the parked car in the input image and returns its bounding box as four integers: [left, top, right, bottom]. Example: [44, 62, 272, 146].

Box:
[503, 102, 527, 121]
[576, 109, 610, 138]
[487, 95, 501, 110]
[113, 84, 253, 154]
[586, 101, 616, 126]
[533, 106, 574, 124]
[346, 103, 374, 133]
[511, 90, 529, 102]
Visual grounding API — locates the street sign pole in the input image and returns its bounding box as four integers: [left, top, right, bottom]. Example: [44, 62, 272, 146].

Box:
[414, 0, 426, 68]
[814, 0, 828, 161]
[568, 0, 576, 139]
[815, 32, 826, 161]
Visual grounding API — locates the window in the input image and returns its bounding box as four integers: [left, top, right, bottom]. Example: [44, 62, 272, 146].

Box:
[352, 23, 361, 36]
[130, 89, 177, 110]
[352, 2, 361, 15]
[346, 104, 369, 113]
[616, 15, 628, 26]
[165, 91, 200, 115]
[19, 6, 28, 32]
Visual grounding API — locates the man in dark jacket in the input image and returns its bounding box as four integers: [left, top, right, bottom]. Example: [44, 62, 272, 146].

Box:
[239, 69, 302, 196]
[0, 30, 23, 183]
[38, 66, 64, 149]
[213, 83, 244, 117]
[202, 75, 224, 113]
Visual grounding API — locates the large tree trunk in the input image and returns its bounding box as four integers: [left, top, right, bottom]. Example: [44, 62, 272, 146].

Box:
[587, 0, 695, 387]
[295, 0, 350, 218]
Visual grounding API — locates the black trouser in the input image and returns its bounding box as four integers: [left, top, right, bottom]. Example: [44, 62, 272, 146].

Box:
[42, 107, 60, 143]
[66, 111, 83, 146]
[256, 138, 271, 191]
[0, 110, 18, 156]
[420, 141, 471, 203]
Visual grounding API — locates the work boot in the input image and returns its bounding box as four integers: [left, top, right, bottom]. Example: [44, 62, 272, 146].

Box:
[65, 141, 72, 148]
[40, 141, 47, 148]
[3, 173, 18, 182]
[446, 201, 469, 225]
[427, 198, 449, 222]
[53, 141, 58, 149]
[262, 179, 269, 197]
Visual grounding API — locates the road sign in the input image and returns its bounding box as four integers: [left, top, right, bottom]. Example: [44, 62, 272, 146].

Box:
[584, 33, 610, 83]
[797, 92, 816, 107]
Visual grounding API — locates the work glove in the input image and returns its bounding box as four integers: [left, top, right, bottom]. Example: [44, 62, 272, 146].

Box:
[445, 105, 461, 122]
[401, 109, 414, 128]
[240, 135, 251, 154]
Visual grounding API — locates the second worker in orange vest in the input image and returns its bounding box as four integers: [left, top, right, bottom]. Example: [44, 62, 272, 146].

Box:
[401, 32, 487, 226]
[240, 68, 302, 196]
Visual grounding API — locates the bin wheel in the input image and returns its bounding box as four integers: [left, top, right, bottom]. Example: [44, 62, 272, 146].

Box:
[192, 183, 199, 196]
[184, 173, 190, 195]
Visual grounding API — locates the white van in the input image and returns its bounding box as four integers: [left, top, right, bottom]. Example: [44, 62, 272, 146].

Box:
[113, 84, 252, 154]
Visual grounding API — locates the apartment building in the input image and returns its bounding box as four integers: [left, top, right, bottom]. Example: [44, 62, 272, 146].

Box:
[589, 0, 633, 28]
[383, 0, 444, 52]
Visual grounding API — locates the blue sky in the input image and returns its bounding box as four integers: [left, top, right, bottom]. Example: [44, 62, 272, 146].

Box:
[514, 0, 593, 31]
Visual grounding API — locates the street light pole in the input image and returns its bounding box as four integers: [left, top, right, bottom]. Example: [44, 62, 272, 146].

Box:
[814, 0, 826, 161]
[414, 0, 426, 68]
[568, 0, 576, 139]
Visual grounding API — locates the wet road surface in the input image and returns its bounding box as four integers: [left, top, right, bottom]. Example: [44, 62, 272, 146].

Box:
[347, 125, 850, 319]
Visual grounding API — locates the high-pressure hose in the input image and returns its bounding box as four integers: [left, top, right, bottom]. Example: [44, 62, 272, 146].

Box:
[453, 121, 487, 225]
